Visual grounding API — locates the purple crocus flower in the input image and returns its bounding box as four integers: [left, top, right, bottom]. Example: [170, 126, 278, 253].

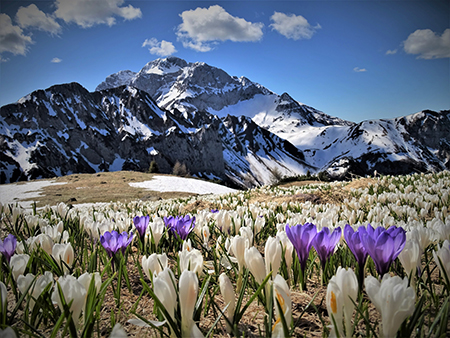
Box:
[285, 223, 317, 273]
[100, 230, 133, 258]
[133, 215, 150, 241]
[0, 234, 17, 263]
[312, 226, 342, 270]
[344, 224, 369, 268]
[164, 215, 196, 241]
[360, 224, 406, 277]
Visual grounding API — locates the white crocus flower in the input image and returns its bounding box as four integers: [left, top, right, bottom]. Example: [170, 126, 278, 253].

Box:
[265, 236, 282, 279]
[239, 226, 253, 246]
[433, 239, 450, 281]
[326, 279, 344, 337]
[219, 273, 235, 333]
[18, 271, 54, 310]
[365, 274, 415, 338]
[10, 254, 30, 281]
[142, 253, 168, 281]
[153, 268, 177, 323]
[398, 239, 420, 286]
[78, 272, 102, 294]
[202, 225, 210, 248]
[327, 267, 358, 337]
[52, 243, 74, 274]
[272, 274, 292, 338]
[31, 234, 54, 255]
[229, 235, 248, 274]
[147, 217, 165, 248]
[179, 248, 203, 276]
[244, 247, 266, 285]
[52, 275, 87, 328]
[179, 270, 204, 337]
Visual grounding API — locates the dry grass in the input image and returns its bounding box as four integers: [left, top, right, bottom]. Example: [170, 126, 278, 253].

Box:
[18, 171, 199, 208]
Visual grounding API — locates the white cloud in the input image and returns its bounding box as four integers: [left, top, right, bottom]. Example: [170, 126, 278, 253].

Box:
[353, 67, 367, 72]
[142, 38, 177, 57]
[386, 49, 397, 55]
[403, 28, 450, 59]
[16, 4, 61, 35]
[270, 11, 320, 40]
[54, 0, 142, 28]
[51, 57, 62, 63]
[0, 55, 9, 62]
[0, 13, 33, 55]
[176, 5, 264, 52]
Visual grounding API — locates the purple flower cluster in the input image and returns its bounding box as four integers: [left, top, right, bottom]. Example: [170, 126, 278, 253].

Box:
[164, 215, 196, 241]
[100, 231, 133, 258]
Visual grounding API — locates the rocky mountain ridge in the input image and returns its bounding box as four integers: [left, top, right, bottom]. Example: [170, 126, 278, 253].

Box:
[1, 56, 449, 186]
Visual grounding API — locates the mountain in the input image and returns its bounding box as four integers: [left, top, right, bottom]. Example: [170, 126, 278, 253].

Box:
[1, 56, 449, 186]
[96, 56, 450, 177]
[0, 82, 311, 186]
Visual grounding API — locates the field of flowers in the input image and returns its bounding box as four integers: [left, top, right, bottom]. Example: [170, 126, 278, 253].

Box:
[1, 172, 450, 337]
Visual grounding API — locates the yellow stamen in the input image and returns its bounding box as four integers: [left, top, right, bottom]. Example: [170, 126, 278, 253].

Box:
[330, 291, 337, 314]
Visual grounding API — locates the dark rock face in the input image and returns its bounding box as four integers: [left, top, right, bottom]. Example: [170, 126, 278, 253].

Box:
[0, 83, 226, 183]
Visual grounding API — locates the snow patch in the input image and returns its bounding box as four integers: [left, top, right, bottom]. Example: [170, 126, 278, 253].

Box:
[129, 175, 237, 195]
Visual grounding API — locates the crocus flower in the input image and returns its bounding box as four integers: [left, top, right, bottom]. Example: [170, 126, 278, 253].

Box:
[145, 217, 165, 249]
[164, 215, 196, 241]
[52, 243, 75, 274]
[17, 271, 53, 310]
[398, 239, 420, 286]
[326, 267, 358, 337]
[229, 235, 249, 274]
[78, 272, 102, 294]
[179, 247, 203, 276]
[272, 274, 292, 338]
[219, 273, 235, 333]
[365, 274, 415, 338]
[133, 215, 150, 242]
[52, 275, 87, 328]
[312, 226, 341, 271]
[153, 268, 177, 323]
[433, 239, 450, 283]
[244, 247, 266, 285]
[285, 223, 317, 273]
[31, 234, 54, 255]
[100, 230, 133, 258]
[360, 224, 406, 277]
[265, 236, 282, 279]
[344, 224, 368, 268]
[179, 270, 204, 337]
[0, 234, 17, 263]
[142, 253, 168, 281]
[344, 224, 369, 289]
[10, 254, 30, 281]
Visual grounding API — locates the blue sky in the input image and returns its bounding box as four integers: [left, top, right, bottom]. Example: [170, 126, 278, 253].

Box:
[0, 0, 449, 123]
